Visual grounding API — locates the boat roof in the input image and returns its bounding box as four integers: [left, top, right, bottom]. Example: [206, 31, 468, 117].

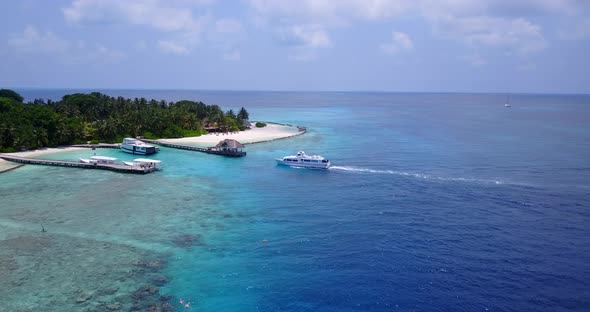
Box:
[124, 138, 154, 146]
[285, 151, 327, 160]
[90, 156, 117, 161]
[133, 158, 161, 163]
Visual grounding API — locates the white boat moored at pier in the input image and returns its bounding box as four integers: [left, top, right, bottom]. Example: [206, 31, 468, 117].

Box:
[80, 156, 118, 164]
[123, 158, 162, 170]
[121, 138, 159, 155]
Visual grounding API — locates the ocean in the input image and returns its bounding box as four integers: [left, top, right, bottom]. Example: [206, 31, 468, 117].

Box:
[1, 90, 589, 311]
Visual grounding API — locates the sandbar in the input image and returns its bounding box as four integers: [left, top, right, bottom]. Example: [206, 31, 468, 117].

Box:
[161, 122, 304, 147]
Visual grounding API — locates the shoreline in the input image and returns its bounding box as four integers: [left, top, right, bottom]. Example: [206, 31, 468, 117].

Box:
[160, 122, 305, 147]
[0, 147, 86, 172]
[0, 122, 305, 171]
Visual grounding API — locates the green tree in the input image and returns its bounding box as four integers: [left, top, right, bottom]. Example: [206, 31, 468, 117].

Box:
[237, 107, 249, 120]
[0, 89, 24, 102]
[0, 91, 251, 149]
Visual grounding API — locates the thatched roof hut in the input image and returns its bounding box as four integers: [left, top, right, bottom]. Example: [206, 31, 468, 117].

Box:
[215, 139, 245, 150]
[209, 139, 246, 156]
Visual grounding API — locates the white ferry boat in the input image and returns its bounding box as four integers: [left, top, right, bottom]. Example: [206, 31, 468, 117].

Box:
[276, 151, 331, 169]
[120, 138, 159, 155]
[123, 158, 162, 170]
[79, 155, 118, 164]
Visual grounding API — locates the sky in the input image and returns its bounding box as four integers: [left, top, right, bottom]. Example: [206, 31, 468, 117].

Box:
[0, 0, 589, 93]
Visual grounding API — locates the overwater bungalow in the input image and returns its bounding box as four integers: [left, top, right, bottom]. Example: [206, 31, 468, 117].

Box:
[209, 139, 246, 156]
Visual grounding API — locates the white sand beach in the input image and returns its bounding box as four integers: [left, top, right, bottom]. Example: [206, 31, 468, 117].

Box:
[161, 122, 304, 147]
[0, 147, 86, 172]
[0, 123, 304, 171]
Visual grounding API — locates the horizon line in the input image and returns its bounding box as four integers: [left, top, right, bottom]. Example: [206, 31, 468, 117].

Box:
[5, 86, 590, 96]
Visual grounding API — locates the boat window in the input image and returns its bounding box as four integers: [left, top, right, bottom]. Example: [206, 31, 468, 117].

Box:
[322, 160, 328, 163]
[292, 159, 298, 162]
[303, 159, 311, 162]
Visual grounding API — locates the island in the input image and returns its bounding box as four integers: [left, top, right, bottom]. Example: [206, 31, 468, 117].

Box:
[0, 89, 305, 172]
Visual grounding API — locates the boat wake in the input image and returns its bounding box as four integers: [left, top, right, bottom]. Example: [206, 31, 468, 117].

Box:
[329, 166, 504, 185]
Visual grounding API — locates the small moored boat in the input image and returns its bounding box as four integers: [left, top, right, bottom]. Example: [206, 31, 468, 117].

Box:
[123, 158, 162, 170]
[276, 151, 331, 169]
[80, 156, 118, 164]
[121, 138, 159, 155]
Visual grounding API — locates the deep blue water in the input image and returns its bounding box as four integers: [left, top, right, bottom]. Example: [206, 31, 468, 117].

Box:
[4, 90, 590, 311]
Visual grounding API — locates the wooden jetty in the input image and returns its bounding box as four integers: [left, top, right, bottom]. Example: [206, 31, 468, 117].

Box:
[71, 143, 120, 149]
[0, 155, 155, 174]
[140, 139, 247, 157]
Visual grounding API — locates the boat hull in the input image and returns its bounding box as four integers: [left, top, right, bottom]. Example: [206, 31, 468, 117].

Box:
[120, 145, 158, 155]
[275, 159, 330, 169]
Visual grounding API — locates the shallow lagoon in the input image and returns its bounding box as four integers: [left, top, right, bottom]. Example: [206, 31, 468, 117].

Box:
[1, 91, 589, 311]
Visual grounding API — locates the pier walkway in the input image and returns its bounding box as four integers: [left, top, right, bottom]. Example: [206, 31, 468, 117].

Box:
[71, 143, 120, 149]
[0, 155, 155, 174]
[139, 139, 246, 157]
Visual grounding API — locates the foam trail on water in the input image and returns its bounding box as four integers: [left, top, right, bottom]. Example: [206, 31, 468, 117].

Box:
[329, 166, 503, 185]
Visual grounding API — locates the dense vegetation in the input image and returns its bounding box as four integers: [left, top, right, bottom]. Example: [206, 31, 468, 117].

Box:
[0, 89, 250, 152]
[255, 122, 267, 128]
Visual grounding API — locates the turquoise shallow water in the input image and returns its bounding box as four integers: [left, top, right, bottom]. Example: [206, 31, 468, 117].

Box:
[1, 91, 590, 311]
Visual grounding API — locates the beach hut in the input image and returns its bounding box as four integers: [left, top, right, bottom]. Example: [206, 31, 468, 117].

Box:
[215, 139, 244, 152]
[242, 119, 252, 129]
[210, 139, 246, 156]
[204, 126, 220, 133]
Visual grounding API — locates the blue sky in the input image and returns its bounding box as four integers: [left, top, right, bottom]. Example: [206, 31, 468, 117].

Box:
[1, 0, 589, 93]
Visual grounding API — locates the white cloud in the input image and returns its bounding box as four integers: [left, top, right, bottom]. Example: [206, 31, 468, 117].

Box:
[57, 0, 588, 61]
[250, 0, 588, 25]
[7, 25, 123, 64]
[559, 18, 590, 40]
[248, 0, 572, 57]
[272, 25, 331, 61]
[223, 50, 241, 61]
[76, 46, 124, 64]
[8, 26, 69, 53]
[517, 62, 537, 71]
[215, 19, 243, 34]
[289, 26, 331, 48]
[250, 0, 410, 25]
[414, 0, 590, 54]
[63, 0, 204, 33]
[205, 19, 246, 62]
[158, 40, 190, 55]
[463, 54, 486, 66]
[418, 0, 586, 18]
[288, 47, 318, 62]
[63, 0, 244, 56]
[136, 40, 148, 51]
[381, 31, 413, 54]
[209, 18, 245, 48]
[429, 15, 547, 54]
[63, 0, 207, 55]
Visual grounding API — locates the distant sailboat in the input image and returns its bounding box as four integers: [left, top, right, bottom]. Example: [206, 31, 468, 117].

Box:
[505, 94, 511, 107]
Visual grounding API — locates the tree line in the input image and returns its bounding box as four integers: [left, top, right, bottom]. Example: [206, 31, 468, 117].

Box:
[0, 89, 250, 152]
